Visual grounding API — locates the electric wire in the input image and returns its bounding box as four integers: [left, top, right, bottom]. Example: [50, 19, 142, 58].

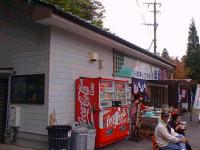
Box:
[135, 0, 153, 51]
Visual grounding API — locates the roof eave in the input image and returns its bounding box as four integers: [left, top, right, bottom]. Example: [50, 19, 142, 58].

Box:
[32, 3, 176, 69]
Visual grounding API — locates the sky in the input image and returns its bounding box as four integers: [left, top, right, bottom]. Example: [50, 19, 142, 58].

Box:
[100, 0, 200, 59]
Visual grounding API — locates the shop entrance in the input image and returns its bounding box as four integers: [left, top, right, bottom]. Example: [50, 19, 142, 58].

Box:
[0, 78, 8, 143]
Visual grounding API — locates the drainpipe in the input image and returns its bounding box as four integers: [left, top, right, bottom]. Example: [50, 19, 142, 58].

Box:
[5, 71, 14, 137]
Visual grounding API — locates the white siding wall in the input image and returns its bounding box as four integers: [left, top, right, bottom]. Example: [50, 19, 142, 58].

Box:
[49, 27, 125, 124]
[0, 15, 50, 135]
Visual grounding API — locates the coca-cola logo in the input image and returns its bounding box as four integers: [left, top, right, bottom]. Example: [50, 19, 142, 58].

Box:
[106, 113, 116, 128]
[77, 79, 94, 123]
[118, 109, 127, 125]
[103, 109, 128, 128]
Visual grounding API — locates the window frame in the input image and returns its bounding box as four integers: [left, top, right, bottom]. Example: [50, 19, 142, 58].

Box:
[11, 74, 45, 104]
[113, 50, 124, 75]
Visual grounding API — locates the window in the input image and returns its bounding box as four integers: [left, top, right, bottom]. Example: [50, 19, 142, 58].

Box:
[11, 74, 45, 104]
[113, 51, 124, 75]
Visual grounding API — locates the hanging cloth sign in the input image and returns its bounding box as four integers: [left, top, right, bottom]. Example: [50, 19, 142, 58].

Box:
[132, 78, 147, 94]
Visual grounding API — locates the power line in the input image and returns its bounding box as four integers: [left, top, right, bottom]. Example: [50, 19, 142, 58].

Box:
[135, 0, 152, 42]
[135, 0, 147, 24]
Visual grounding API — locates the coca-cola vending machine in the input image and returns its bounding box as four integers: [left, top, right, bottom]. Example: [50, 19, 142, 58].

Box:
[75, 77, 130, 148]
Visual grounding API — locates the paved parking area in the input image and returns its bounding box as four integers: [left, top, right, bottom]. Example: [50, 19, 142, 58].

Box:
[0, 140, 152, 150]
[0, 144, 35, 150]
[0, 113, 200, 150]
[98, 113, 200, 150]
[97, 139, 152, 150]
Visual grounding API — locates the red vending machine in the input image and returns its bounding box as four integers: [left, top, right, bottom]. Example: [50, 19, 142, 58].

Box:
[75, 77, 130, 148]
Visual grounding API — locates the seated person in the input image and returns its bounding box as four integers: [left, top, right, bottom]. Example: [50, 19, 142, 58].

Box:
[169, 113, 192, 150]
[155, 111, 187, 150]
[169, 113, 186, 136]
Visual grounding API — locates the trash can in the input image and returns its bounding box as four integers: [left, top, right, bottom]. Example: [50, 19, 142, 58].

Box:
[47, 125, 72, 150]
[71, 127, 88, 150]
[86, 128, 96, 150]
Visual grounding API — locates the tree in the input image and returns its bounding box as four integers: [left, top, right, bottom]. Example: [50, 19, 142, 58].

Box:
[171, 57, 189, 79]
[42, 0, 105, 28]
[161, 48, 171, 60]
[185, 19, 200, 82]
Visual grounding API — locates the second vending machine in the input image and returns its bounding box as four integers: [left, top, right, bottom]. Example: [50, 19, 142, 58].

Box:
[75, 77, 130, 148]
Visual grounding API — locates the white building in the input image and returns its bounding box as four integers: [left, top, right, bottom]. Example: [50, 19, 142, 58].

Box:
[0, 0, 175, 149]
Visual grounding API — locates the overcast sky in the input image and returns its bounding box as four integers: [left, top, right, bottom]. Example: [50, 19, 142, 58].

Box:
[100, 0, 200, 59]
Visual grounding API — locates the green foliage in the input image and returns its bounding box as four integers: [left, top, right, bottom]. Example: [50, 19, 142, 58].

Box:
[42, 0, 105, 28]
[185, 19, 200, 82]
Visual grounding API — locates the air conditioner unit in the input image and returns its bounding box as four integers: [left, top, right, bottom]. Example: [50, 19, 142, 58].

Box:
[9, 106, 20, 127]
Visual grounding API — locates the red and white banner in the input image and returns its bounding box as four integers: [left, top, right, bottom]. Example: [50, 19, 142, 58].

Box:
[194, 84, 200, 109]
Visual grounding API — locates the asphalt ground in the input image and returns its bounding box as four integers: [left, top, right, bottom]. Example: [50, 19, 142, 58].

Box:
[0, 113, 199, 150]
[98, 113, 200, 150]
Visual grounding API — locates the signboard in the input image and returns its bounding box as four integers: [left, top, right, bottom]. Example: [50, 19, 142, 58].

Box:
[194, 84, 200, 109]
[117, 56, 167, 80]
[118, 66, 133, 77]
[133, 78, 147, 94]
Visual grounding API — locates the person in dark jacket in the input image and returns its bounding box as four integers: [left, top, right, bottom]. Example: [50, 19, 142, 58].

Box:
[169, 113, 192, 150]
[170, 113, 186, 136]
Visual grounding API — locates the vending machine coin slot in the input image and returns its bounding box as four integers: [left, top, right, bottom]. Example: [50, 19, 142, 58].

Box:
[112, 101, 122, 107]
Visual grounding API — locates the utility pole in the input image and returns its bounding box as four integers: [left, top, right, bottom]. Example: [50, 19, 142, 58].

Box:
[144, 0, 161, 54]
